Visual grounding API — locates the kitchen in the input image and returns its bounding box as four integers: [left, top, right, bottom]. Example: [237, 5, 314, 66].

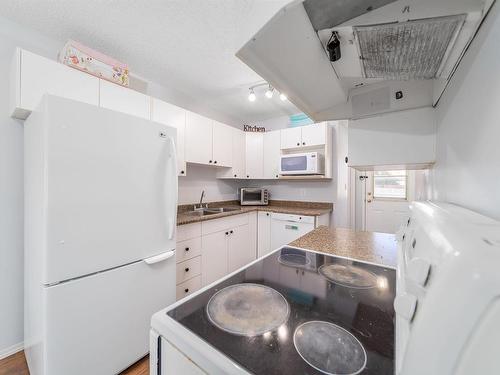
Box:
[1, 0, 500, 375]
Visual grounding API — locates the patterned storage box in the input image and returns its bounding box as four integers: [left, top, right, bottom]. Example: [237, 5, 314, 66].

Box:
[58, 40, 129, 86]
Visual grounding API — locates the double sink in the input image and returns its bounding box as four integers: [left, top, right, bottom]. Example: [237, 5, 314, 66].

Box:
[185, 207, 241, 217]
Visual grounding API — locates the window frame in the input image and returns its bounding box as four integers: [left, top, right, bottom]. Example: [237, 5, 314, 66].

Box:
[372, 171, 408, 201]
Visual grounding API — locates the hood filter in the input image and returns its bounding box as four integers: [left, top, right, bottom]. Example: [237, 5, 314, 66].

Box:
[354, 14, 466, 80]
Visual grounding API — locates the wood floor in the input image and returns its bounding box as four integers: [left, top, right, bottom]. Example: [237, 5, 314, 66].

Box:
[0, 351, 149, 375]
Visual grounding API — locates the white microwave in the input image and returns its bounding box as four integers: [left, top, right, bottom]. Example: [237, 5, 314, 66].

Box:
[280, 152, 324, 175]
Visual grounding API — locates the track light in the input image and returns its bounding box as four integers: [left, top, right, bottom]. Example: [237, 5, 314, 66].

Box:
[248, 89, 256, 102]
[279, 92, 287, 101]
[265, 85, 274, 99]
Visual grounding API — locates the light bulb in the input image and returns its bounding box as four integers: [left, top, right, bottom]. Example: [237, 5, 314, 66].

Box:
[248, 90, 256, 102]
[265, 86, 274, 98]
[279, 92, 287, 101]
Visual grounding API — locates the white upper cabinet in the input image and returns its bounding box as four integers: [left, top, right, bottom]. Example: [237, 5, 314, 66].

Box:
[280, 123, 327, 149]
[263, 130, 281, 179]
[280, 127, 302, 149]
[217, 128, 246, 179]
[301, 122, 326, 147]
[10, 48, 99, 119]
[212, 121, 233, 167]
[185, 111, 213, 165]
[99, 79, 151, 119]
[245, 132, 264, 179]
[151, 99, 187, 176]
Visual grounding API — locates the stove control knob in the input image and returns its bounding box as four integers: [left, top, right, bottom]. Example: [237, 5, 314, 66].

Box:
[407, 258, 431, 286]
[394, 293, 417, 321]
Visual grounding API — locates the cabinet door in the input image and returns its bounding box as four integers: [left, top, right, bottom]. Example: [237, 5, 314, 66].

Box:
[228, 224, 255, 273]
[232, 129, 246, 178]
[245, 132, 264, 179]
[301, 122, 327, 147]
[263, 130, 281, 179]
[185, 111, 213, 165]
[13, 49, 99, 119]
[99, 79, 151, 119]
[212, 121, 233, 167]
[161, 338, 206, 375]
[257, 212, 272, 258]
[201, 230, 228, 286]
[280, 127, 302, 149]
[151, 99, 187, 176]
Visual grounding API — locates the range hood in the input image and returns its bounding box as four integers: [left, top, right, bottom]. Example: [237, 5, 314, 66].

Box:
[237, 0, 493, 121]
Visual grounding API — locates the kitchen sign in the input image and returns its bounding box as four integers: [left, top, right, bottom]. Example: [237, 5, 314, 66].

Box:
[243, 124, 266, 132]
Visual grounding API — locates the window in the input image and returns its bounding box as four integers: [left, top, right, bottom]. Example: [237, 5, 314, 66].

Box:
[373, 170, 407, 200]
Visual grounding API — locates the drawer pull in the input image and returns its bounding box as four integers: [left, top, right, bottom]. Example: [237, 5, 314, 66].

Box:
[185, 267, 190, 272]
[184, 288, 189, 293]
[185, 247, 190, 251]
[230, 230, 233, 234]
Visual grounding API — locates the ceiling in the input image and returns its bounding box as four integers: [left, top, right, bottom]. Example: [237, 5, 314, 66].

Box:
[0, 0, 300, 123]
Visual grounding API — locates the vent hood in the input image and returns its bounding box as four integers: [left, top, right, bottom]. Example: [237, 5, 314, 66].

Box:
[237, 0, 493, 121]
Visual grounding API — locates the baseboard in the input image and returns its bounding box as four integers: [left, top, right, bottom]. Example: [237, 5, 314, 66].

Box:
[0, 342, 23, 360]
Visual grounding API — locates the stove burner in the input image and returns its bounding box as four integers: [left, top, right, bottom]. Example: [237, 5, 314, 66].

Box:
[293, 321, 367, 375]
[278, 253, 311, 267]
[206, 283, 290, 336]
[318, 264, 377, 289]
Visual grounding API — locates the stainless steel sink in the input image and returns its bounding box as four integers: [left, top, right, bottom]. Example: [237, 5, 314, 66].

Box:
[185, 207, 241, 216]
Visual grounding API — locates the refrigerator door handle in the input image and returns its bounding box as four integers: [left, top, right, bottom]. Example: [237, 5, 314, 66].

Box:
[144, 249, 175, 265]
[165, 135, 178, 240]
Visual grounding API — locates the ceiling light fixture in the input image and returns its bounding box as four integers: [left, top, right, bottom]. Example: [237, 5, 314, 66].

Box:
[265, 85, 274, 98]
[248, 89, 256, 102]
[279, 92, 287, 101]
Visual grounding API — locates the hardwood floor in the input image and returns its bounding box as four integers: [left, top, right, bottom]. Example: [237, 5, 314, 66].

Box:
[0, 351, 149, 375]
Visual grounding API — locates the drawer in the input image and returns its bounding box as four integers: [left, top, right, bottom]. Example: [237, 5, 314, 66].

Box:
[177, 222, 201, 242]
[202, 213, 249, 235]
[176, 275, 202, 301]
[176, 256, 201, 285]
[176, 237, 202, 263]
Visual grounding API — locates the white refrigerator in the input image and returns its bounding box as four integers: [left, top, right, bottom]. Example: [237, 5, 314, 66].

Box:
[24, 95, 178, 375]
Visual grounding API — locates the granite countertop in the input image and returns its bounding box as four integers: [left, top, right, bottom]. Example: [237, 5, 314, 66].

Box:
[289, 226, 397, 268]
[176, 200, 333, 226]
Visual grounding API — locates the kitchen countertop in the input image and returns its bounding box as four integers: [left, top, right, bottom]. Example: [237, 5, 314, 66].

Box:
[176, 200, 333, 226]
[289, 226, 397, 268]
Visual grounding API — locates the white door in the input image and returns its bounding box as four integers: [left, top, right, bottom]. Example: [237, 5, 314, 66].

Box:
[201, 230, 228, 286]
[365, 171, 411, 234]
[280, 127, 302, 149]
[29, 96, 177, 284]
[42, 255, 175, 375]
[245, 132, 264, 178]
[228, 224, 255, 273]
[231, 129, 246, 178]
[185, 111, 213, 165]
[160, 338, 206, 375]
[212, 121, 233, 167]
[99, 79, 151, 119]
[301, 122, 326, 147]
[151, 99, 187, 176]
[263, 131, 281, 179]
[257, 212, 272, 257]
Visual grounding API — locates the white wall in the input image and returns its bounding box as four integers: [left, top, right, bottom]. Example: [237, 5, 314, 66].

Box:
[0, 16, 242, 356]
[431, 1, 500, 221]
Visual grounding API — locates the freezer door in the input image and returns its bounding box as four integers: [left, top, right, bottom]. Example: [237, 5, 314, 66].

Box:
[39, 253, 175, 375]
[32, 96, 178, 284]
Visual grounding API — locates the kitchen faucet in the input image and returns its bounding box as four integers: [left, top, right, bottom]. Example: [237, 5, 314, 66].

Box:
[194, 190, 207, 210]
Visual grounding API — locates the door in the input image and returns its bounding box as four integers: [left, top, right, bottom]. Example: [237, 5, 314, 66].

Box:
[42, 254, 175, 375]
[185, 111, 213, 165]
[201, 230, 228, 286]
[99, 79, 151, 119]
[160, 338, 206, 375]
[301, 122, 326, 147]
[35, 97, 177, 284]
[245, 132, 264, 178]
[257, 212, 272, 257]
[365, 171, 411, 234]
[212, 121, 233, 167]
[231, 129, 246, 178]
[263, 130, 281, 179]
[280, 127, 302, 149]
[228, 224, 255, 273]
[151, 98, 187, 176]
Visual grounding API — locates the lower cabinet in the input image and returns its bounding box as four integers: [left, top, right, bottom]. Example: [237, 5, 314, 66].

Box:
[257, 212, 272, 258]
[160, 338, 206, 375]
[201, 230, 229, 286]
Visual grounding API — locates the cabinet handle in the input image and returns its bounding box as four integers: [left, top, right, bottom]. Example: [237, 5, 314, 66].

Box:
[184, 288, 189, 293]
[246, 175, 249, 178]
[302, 142, 306, 145]
[296, 142, 300, 146]
[266, 213, 269, 216]
[181, 170, 185, 174]
[225, 232, 229, 235]
[185, 267, 190, 272]
[276, 175, 279, 178]
[209, 160, 212, 163]
[296, 269, 299, 274]
[230, 230, 233, 234]
[185, 247, 190, 251]
[234, 174, 237, 178]
[214, 160, 217, 164]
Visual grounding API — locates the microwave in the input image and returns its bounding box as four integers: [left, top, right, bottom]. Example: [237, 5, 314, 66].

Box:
[280, 152, 324, 175]
[240, 188, 269, 206]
